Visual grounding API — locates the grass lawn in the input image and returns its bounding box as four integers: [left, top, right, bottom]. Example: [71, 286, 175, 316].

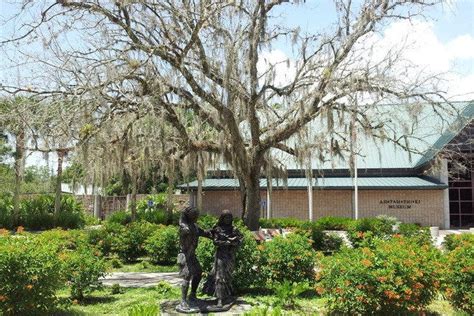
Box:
[53, 284, 467, 316]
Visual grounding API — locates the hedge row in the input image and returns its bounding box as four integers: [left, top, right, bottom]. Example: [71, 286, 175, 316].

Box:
[0, 194, 86, 230]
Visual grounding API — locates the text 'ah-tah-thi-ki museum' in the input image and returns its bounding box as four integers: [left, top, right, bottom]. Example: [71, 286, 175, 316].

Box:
[181, 102, 474, 229]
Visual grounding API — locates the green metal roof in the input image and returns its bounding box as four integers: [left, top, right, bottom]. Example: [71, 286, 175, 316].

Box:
[210, 101, 473, 171]
[180, 177, 447, 190]
[414, 102, 474, 167]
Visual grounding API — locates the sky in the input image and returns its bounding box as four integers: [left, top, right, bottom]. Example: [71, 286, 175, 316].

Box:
[0, 0, 473, 169]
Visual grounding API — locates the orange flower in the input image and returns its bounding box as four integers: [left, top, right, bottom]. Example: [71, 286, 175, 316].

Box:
[404, 289, 412, 295]
[335, 287, 344, 294]
[315, 286, 325, 295]
[25, 284, 33, 290]
[445, 287, 453, 297]
[356, 296, 365, 302]
[16, 226, 24, 233]
[377, 276, 387, 282]
[357, 231, 365, 238]
[0, 228, 9, 236]
[315, 272, 321, 281]
[361, 247, 372, 256]
[0, 295, 7, 302]
[413, 282, 424, 289]
[361, 259, 372, 267]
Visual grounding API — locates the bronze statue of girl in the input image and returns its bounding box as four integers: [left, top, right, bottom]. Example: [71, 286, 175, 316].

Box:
[202, 210, 243, 307]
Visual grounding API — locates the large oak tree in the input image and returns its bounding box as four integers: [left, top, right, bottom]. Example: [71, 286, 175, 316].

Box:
[1, 0, 454, 229]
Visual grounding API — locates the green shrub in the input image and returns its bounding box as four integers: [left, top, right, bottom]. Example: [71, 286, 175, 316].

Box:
[317, 232, 344, 253]
[111, 283, 122, 295]
[144, 225, 179, 265]
[197, 226, 262, 291]
[84, 214, 101, 226]
[272, 280, 309, 309]
[137, 208, 168, 225]
[315, 216, 354, 230]
[443, 236, 474, 313]
[347, 217, 395, 247]
[113, 221, 158, 262]
[260, 233, 316, 285]
[233, 228, 263, 290]
[259, 217, 306, 229]
[35, 228, 87, 253]
[297, 223, 344, 253]
[136, 194, 174, 225]
[56, 210, 85, 229]
[87, 222, 123, 256]
[106, 210, 132, 225]
[443, 233, 474, 251]
[397, 223, 432, 246]
[0, 194, 13, 229]
[20, 194, 85, 230]
[136, 194, 167, 212]
[197, 214, 218, 229]
[62, 245, 107, 300]
[317, 237, 443, 314]
[0, 236, 64, 315]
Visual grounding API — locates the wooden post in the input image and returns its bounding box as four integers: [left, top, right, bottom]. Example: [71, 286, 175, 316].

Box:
[93, 194, 102, 219]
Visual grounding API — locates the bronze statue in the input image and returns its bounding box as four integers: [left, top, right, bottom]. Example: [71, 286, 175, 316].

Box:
[175, 208, 242, 313]
[203, 210, 243, 308]
[176, 206, 211, 311]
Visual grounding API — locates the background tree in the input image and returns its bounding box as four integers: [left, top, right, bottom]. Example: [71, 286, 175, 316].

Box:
[0, 0, 458, 229]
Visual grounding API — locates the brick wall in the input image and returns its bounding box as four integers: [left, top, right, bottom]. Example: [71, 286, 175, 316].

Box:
[198, 188, 445, 227]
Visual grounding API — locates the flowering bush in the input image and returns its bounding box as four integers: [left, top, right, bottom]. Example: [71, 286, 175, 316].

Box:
[260, 232, 316, 285]
[62, 245, 107, 300]
[347, 217, 395, 248]
[443, 235, 474, 313]
[397, 223, 432, 246]
[443, 233, 474, 251]
[316, 237, 443, 314]
[0, 236, 64, 315]
[144, 225, 179, 264]
[87, 222, 123, 256]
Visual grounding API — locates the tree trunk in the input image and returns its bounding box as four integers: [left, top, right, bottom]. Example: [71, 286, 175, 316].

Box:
[239, 178, 247, 221]
[244, 169, 261, 231]
[13, 131, 25, 227]
[130, 177, 137, 221]
[54, 150, 65, 219]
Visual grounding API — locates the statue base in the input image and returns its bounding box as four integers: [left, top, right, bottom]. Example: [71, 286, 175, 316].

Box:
[161, 298, 252, 314]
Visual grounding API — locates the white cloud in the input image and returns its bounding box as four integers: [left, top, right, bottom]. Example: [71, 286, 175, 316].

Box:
[447, 35, 474, 60]
[259, 19, 474, 100]
[257, 49, 296, 87]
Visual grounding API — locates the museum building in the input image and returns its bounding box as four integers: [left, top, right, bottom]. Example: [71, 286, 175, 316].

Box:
[181, 102, 474, 229]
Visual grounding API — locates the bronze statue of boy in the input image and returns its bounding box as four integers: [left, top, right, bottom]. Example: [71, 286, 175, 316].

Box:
[176, 207, 211, 311]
